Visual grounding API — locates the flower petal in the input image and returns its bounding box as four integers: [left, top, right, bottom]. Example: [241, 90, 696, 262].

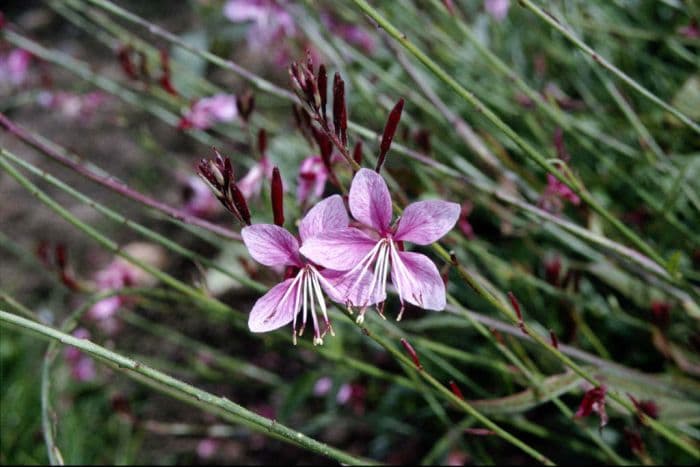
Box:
[394, 200, 460, 245]
[248, 278, 299, 332]
[390, 250, 446, 311]
[325, 267, 385, 307]
[242, 224, 302, 267]
[299, 227, 375, 270]
[349, 168, 393, 233]
[299, 195, 349, 243]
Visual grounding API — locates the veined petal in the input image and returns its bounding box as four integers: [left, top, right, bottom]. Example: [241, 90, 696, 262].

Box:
[330, 267, 386, 307]
[349, 168, 393, 233]
[248, 278, 299, 332]
[394, 200, 460, 245]
[300, 227, 376, 270]
[242, 224, 302, 267]
[299, 195, 349, 243]
[391, 249, 446, 311]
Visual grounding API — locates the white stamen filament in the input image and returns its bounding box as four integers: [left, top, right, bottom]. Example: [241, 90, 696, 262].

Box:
[283, 266, 334, 345]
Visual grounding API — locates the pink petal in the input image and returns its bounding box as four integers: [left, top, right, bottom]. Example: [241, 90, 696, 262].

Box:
[391, 250, 446, 310]
[242, 224, 302, 267]
[248, 278, 299, 332]
[327, 266, 385, 307]
[349, 168, 393, 233]
[299, 227, 376, 270]
[298, 195, 349, 243]
[394, 200, 460, 245]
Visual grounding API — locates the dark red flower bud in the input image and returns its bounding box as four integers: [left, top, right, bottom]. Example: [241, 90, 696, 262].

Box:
[544, 256, 562, 287]
[332, 73, 347, 146]
[317, 64, 328, 123]
[117, 45, 138, 80]
[158, 48, 178, 95]
[575, 385, 608, 429]
[236, 90, 255, 123]
[258, 128, 267, 156]
[650, 301, 671, 328]
[400, 338, 423, 370]
[376, 98, 404, 173]
[230, 183, 251, 226]
[549, 329, 559, 349]
[508, 291, 528, 335]
[449, 380, 464, 400]
[352, 141, 363, 167]
[271, 167, 284, 227]
[628, 394, 659, 420]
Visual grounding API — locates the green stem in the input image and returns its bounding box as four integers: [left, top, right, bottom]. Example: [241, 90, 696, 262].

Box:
[0, 310, 377, 465]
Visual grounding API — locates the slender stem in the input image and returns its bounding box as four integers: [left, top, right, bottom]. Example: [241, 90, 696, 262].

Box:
[517, 0, 700, 135]
[351, 315, 556, 465]
[0, 113, 242, 242]
[0, 310, 377, 465]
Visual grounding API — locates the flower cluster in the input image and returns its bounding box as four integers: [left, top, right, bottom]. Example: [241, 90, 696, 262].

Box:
[241, 168, 460, 343]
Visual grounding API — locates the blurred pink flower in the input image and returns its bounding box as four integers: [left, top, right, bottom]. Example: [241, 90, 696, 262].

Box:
[297, 155, 329, 206]
[196, 438, 219, 460]
[539, 173, 580, 214]
[678, 19, 699, 39]
[313, 376, 333, 396]
[321, 13, 375, 54]
[179, 94, 238, 130]
[0, 48, 32, 88]
[182, 175, 220, 218]
[37, 91, 108, 122]
[64, 328, 96, 382]
[300, 169, 460, 318]
[223, 0, 296, 66]
[241, 195, 350, 344]
[485, 0, 510, 21]
[238, 155, 274, 200]
[336, 383, 352, 404]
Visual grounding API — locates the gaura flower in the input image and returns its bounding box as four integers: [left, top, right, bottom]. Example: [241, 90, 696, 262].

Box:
[242, 194, 349, 344]
[539, 173, 581, 214]
[179, 94, 238, 130]
[300, 169, 460, 319]
[0, 48, 32, 89]
[485, 0, 510, 21]
[181, 175, 220, 219]
[297, 155, 329, 206]
[238, 155, 274, 200]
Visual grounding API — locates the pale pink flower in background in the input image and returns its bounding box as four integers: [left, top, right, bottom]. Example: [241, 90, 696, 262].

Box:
[238, 155, 274, 200]
[179, 94, 238, 130]
[313, 376, 333, 396]
[297, 155, 329, 206]
[196, 438, 219, 460]
[321, 13, 376, 54]
[678, 19, 699, 39]
[0, 48, 32, 88]
[539, 173, 580, 214]
[181, 175, 220, 218]
[64, 328, 97, 382]
[223, 0, 296, 66]
[87, 244, 165, 334]
[241, 195, 350, 344]
[37, 91, 108, 122]
[300, 169, 460, 320]
[485, 0, 510, 21]
[336, 383, 352, 404]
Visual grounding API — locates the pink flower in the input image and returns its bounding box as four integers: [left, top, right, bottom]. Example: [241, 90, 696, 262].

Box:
[0, 48, 32, 88]
[64, 328, 97, 382]
[223, 0, 296, 66]
[196, 438, 219, 460]
[678, 19, 699, 39]
[575, 385, 608, 429]
[297, 155, 329, 206]
[300, 169, 460, 319]
[321, 14, 376, 54]
[238, 155, 274, 200]
[313, 376, 333, 396]
[181, 175, 220, 218]
[179, 94, 238, 130]
[485, 0, 510, 21]
[37, 91, 108, 122]
[241, 195, 350, 344]
[543, 173, 580, 206]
